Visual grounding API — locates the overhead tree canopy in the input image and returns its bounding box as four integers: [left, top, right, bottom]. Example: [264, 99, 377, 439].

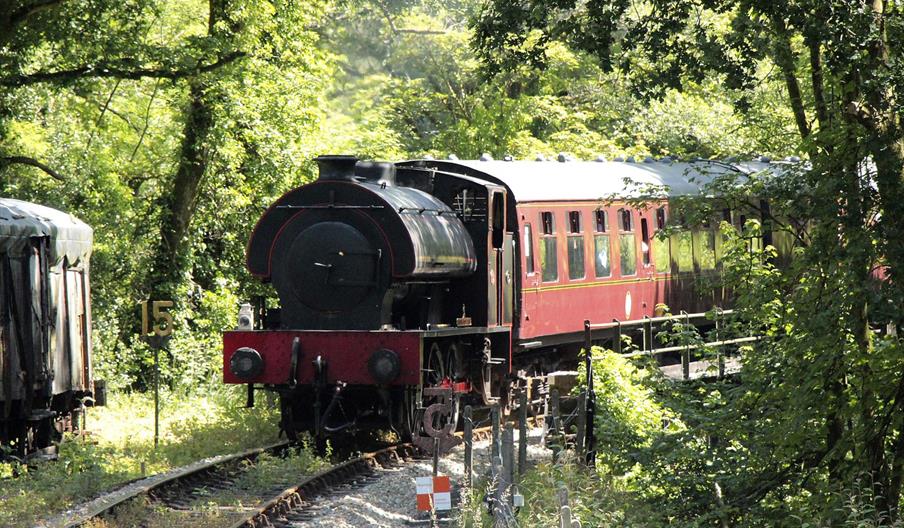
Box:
[475, 0, 904, 524]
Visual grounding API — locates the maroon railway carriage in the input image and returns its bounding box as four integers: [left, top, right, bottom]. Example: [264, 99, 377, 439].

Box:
[223, 155, 779, 440]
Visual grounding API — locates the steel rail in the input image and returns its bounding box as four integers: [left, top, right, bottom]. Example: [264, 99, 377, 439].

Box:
[59, 440, 291, 528]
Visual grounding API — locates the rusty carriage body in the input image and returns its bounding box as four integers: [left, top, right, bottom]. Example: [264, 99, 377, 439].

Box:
[0, 199, 101, 458]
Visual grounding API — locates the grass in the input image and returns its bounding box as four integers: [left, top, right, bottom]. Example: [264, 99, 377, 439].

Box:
[455, 450, 643, 528]
[0, 386, 287, 528]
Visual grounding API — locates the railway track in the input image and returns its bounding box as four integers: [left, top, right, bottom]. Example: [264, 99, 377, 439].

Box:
[58, 424, 508, 528]
[227, 427, 508, 528]
[54, 440, 294, 528]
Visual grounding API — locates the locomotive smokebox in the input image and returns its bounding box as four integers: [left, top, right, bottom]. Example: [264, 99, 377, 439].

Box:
[314, 154, 358, 181]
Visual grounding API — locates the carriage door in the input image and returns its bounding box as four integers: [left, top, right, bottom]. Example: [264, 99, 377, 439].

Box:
[489, 189, 512, 326]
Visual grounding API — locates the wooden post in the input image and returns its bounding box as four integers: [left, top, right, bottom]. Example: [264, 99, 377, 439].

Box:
[560, 506, 573, 528]
[716, 308, 725, 379]
[464, 405, 473, 487]
[492, 404, 501, 461]
[557, 482, 569, 524]
[432, 437, 439, 476]
[153, 342, 159, 449]
[518, 389, 528, 476]
[576, 390, 586, 459]
[502, 425, 514, 506]
[682, 311, 690, 380]
[492, 453, 503, 517]
[586, 320, 597, 466]
[550, 388, 562, 462]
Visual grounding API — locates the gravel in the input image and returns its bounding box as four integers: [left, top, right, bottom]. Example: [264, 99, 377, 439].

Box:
[289, 426, 550, 527]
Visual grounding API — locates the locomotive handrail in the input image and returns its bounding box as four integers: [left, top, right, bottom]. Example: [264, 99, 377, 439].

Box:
[275, 204, 385, 209]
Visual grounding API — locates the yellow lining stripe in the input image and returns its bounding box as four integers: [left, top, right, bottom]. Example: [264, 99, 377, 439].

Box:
[524, 274, 671, 293]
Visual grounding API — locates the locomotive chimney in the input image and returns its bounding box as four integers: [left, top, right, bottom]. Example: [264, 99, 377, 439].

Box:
[314, 155, 359, 181]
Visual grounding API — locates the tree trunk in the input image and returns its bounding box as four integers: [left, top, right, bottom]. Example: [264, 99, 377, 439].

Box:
[872, 135, 904, 300]
[147, 0, 225, 296]
[149, 79, 212, 293]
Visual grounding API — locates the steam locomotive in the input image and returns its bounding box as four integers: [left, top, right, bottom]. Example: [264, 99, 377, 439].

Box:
[0, 198, 101, 459]
[223, 154, 784, 442]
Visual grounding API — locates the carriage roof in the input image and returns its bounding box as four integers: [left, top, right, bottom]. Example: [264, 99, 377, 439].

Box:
[418, 158, 781, 203]
[0, 198, 92, 264]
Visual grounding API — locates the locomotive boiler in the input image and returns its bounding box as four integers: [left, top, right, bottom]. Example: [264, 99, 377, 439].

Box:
[224, 153, 784, 444]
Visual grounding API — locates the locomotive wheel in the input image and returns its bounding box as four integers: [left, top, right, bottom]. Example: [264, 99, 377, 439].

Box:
[395, 388, 418, 440]
[426, 343, 446, 384]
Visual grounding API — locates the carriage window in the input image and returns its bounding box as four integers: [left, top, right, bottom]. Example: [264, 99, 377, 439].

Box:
[593, 210, 610, 277]
[698, 230, 716, 270]
[653, 234, 670, 272]
[640, 218, 651, 266]
[595, 209, 608, 232]
[673, 231, 694, 272]
[620, 208, 633, 231]
[568, 211, 582, 233]
[542, 212, 554, 235]
[594, 234, 611, 277]
[524, 224, 535, 275]
[540, 212, 558, 282]
[618, 209, 636, 276]
[567, 211, 584, 280]
[656, 207, 667, 230]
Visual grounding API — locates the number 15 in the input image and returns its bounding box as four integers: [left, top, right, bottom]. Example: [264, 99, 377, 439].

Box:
[141, 300, 174, 336]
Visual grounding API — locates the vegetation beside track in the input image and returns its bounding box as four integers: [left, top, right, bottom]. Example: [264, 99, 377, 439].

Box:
[0, 388, 299, 528]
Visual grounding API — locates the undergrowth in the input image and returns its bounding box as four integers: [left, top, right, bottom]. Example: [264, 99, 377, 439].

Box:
[0, 386, 283, 527]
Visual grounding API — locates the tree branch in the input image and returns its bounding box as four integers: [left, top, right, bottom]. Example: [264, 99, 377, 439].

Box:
[770, 16, 810, 139]
[396, 28, 447, 36]
[8, 0, 65, 28]
[807, 39, 829, 129]
[0, 156, 64, 180]
[0, 51, 245, 88]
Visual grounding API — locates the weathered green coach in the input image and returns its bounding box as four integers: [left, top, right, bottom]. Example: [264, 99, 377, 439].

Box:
[0, 198, 101, 459]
